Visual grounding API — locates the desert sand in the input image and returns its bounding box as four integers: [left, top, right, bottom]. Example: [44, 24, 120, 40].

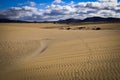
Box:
[0, 23, 120, 80]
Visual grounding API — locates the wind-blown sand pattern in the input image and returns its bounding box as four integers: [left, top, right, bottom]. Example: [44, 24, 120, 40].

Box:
[0, 23, 120, 80]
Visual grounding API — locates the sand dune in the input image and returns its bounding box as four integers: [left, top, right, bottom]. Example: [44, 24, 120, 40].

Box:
[0, 23, 120, 80]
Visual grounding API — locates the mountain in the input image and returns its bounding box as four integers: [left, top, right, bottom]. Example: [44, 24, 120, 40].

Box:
[57, 17, 120, 23]
[0, 17, 120, 23]
[58, 18, 81, 23]
[82, 17, 120, 22]
[0, 19, 28, 23]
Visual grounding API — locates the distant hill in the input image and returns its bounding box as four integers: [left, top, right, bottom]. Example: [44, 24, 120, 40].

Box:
[0, 17, 120, 23]
[58, 18, 81, 23]
[82, 17, 120, 22]
[57, 17, 120, 23]
[0, 19, 28, 23]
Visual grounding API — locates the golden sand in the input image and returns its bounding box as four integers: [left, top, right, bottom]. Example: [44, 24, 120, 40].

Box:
[0, 23, 120, 80]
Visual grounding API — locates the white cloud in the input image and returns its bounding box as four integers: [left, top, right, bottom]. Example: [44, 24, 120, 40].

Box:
[22, 6, 37, 11]
[29, 2, 36, 6]
[0, 0, 120, 21]
[53, 0, 63, 3]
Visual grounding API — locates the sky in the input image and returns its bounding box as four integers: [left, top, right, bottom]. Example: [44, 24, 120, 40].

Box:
[0, 0, 120, 21]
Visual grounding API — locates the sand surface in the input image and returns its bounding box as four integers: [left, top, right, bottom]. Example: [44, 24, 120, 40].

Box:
[0, 23, 120, 80]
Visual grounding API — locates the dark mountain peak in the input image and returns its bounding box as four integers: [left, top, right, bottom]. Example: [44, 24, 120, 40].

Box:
[57, 17, 120, 23]
[58, 18, 81, 23]
[83, 17, 120, 22]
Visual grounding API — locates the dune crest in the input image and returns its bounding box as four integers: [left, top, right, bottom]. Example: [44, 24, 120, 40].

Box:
[23, 39, 52, 61]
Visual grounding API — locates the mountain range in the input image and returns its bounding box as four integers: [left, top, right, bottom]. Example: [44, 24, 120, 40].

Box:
[0, 17, 120, 23]
[57, 17, 120, 23]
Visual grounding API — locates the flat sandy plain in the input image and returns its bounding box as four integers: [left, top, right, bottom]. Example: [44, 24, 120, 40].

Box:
[0, 23, 120, 80]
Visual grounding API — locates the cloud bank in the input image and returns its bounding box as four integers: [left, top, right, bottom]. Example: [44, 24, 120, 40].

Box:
[0, 0, 120, 21]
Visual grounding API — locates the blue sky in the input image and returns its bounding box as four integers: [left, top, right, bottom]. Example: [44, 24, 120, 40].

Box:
[1, 0, 119, 10]
[0, 0, 120, 21]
